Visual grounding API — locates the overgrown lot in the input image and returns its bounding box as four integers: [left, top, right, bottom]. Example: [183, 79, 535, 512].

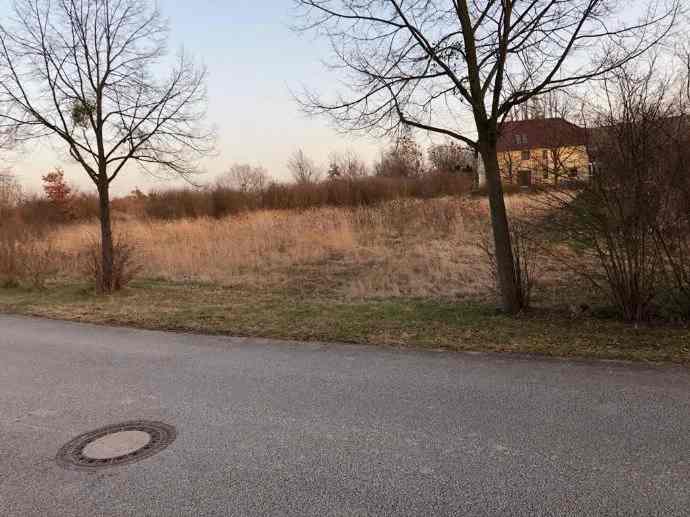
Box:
[1, 195, 688, 364]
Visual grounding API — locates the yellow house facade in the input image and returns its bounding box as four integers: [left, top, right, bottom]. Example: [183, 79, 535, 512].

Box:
[496, 118, 590, 187]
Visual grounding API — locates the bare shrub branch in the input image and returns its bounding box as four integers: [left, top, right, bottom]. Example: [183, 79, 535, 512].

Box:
[542, 59, 690, 321]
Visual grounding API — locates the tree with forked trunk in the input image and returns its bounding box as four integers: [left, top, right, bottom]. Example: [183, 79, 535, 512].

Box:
[293, 0, 679, 314]
[0, 0, 214, 292]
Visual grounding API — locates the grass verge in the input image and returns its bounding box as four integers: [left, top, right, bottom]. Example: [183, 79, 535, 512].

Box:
[0, 280, 688, 364]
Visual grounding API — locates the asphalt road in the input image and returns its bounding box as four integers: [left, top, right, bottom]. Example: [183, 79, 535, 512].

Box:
[0, 315, 688, 516]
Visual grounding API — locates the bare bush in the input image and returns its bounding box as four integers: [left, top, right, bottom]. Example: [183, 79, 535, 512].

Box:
[479, 220, 540, 310]
[375, 134, 425, 178]
[0, 219, 59, 289]
[139, 171, 473, 220]
[650, 131, 690, 312]
[22, 240, 60, 289]
[547, 189, 665, 322]
[0, 222, 23, 288]
[545, 65, 690, 321]
[1, 175, 60, 289]
[656, 223, 690, 310]
[81, 234, 141, 293]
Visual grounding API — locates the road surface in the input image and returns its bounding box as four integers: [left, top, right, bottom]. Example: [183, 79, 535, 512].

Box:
[0, 315, 688, 516]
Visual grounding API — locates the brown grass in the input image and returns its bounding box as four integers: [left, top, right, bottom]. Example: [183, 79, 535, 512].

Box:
[45, 198, 483, 297]
[31, 193, 574, 302]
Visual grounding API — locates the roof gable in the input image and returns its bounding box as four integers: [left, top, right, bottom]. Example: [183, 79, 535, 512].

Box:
[497, 118, 587, 152]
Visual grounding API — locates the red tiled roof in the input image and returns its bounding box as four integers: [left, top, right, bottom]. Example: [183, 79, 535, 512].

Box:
[497, 118, 587, 152]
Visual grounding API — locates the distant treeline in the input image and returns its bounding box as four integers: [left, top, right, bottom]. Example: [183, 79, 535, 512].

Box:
[4, 137, 489, 224]
[6, 171, 478, 227]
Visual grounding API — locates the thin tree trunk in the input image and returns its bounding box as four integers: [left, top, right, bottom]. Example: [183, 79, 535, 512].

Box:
[480, 142, 522, 313]
[97, 179, 114, 293]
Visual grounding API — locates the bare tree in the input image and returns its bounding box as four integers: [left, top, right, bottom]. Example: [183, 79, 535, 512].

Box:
[327, 149, 368, 179]
[0, 0, 214, 292]
[0, 169, 21, 210]
[217, 164, 269, 193]
[288, 149, 322, 184]
[294, 0, 678, 313]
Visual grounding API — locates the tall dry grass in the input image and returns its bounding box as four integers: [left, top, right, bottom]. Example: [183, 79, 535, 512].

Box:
[34, 194, 566, 300]
[43, 198, 477, 297]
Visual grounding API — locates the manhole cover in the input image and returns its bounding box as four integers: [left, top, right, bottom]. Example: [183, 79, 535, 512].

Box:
[56, 421, 176, 471]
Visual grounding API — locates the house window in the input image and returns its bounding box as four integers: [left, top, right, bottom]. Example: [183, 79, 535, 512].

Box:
[514, 134, 522, 145]
[522, 134, 528, 145]
[542, 149, 548, 160]
[521, 150, 530, 160]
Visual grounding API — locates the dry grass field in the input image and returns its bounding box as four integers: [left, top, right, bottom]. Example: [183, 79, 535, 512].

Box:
[1, 194, 688, 364]
[46, 195, 561, 299]
[50, 197, 492, 298]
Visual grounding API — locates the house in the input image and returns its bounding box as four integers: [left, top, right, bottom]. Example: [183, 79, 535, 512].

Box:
[496, 118, 590, 187]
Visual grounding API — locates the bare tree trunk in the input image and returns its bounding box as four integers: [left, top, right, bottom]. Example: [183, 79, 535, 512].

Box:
[97, 179, 114, 293]
[480, 140, 522, 313]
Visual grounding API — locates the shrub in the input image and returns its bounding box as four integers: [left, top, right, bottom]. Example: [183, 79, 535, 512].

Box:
[134, 172, 473, 221]
[143, 189, 212, 220]
[22, 239, 60, 289]
[81, 234, 141, 293]
[67, 192, 99, 220]
[42, 168, 72, 207]
[544, 68, 690, 321]
[16, 195, 66, 226]
[374, 134, 425, 178]
[0, 220, 24, 287]
[479, 220, 539, 310]
[0, 217, 59, 289]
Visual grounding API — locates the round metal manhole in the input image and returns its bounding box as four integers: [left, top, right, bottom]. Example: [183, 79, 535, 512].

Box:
[56, 421, 176, 471]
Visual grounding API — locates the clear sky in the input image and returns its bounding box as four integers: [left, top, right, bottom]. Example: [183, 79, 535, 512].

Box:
[2, 0, 383, 195]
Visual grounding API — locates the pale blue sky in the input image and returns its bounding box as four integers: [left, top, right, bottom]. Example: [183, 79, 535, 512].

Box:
[2, 0, 383, 194]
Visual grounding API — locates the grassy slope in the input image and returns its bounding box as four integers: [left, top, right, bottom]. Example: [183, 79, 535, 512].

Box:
[1, 280, 688, 364]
